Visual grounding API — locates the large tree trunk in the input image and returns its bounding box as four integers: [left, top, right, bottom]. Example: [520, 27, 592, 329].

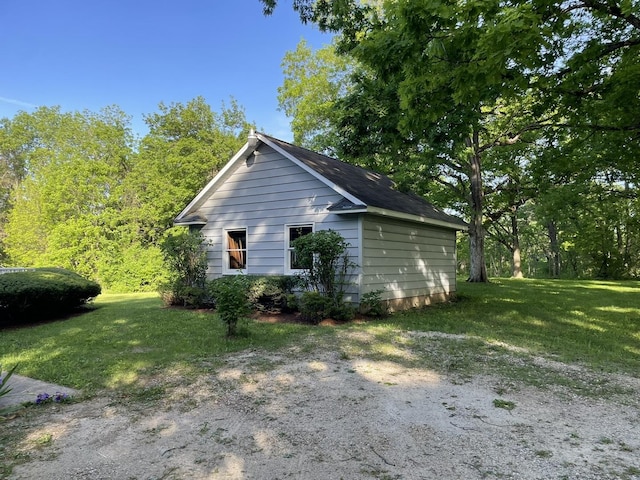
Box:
[466, 133, 488, 282]
[511, 209, 523, 278]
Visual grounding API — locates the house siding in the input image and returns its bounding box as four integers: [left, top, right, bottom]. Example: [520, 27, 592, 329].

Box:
[361, 215, 457, 310]
[197, 145, 361, 301]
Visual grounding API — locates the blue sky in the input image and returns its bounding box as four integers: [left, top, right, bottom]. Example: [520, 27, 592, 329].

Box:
[0, 0, 332, 141]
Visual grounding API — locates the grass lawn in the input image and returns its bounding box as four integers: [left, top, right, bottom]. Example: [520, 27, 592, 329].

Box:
[390, 278, 640, 374]
[1, 278, 639, 396]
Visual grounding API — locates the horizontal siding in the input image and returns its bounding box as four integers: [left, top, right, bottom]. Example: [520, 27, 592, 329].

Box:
[363, 227, 454, 243]
[364, 244, 456, 257]
[363, 257, 457, 269]
[198, 145, 360, 300]
[362, 215, 457, 301]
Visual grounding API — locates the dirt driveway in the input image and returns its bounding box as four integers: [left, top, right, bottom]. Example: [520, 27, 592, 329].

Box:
[5, 330, 640, 480]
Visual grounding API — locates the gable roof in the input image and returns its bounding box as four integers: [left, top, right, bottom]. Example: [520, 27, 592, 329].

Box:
[175, 131, 467, 231]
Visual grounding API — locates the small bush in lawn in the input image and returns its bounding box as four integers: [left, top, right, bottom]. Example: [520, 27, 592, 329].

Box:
[209, 276, 251, 336]
[0, 268, 101, 325]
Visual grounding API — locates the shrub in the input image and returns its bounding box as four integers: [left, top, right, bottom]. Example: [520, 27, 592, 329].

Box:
[359, 289, 389, 317]
[327, 303, 355, 322]
[292, 230, 356, 306]
[283, 293, 299, 313]
[246, 275, 300, 313]
[298, 291, 332, 324]
[292, 230, 357, 319]
[160, 228, 209, 307]
[209, 276, 251, 336]
[0, 268, 101, 325]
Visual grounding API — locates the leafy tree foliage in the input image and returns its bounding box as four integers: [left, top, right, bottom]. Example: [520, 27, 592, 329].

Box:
[279, 40, 353, 152]
[0, 98, 252, 290]
[2, 106, 134, 279]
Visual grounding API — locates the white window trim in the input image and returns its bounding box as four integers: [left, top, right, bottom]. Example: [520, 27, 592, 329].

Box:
[285, 223, 314, 275]
[223, 227, 248, 275]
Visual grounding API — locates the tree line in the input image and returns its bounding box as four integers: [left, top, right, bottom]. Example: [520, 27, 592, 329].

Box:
[0, 97, 251, 291]
[264, 0, 640, 281]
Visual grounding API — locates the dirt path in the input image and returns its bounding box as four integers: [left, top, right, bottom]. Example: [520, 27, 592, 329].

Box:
[6, 333, 640, 480]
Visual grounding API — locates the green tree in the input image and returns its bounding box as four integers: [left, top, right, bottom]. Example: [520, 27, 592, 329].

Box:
[2, 106, 135, 279]
[279, 39, 353, 152]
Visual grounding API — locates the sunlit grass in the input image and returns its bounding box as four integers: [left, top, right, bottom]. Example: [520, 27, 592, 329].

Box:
[388, 278, 640, 374]
[0, 293, 307, 393]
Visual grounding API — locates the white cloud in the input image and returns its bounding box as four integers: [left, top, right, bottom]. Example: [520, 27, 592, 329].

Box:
[0, 96, 37, 108]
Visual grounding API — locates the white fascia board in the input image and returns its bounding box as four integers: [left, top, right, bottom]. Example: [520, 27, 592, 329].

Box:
[257, 134, 365, 207]
[175, 141, 255, 221]
[174, 220, 207, 227]
[365, 206, 468, 231]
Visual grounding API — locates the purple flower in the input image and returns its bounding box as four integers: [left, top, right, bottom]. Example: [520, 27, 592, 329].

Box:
[35, 393, 51, 404]
[53, 392, 68, 403]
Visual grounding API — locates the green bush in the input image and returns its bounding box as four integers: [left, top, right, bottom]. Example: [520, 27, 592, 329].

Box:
[292, 230, 356, 309]
[359, 289, 389, 317]
[209, 276, 251, 336]
[246, 275, 300, 313]
[298, 291, 331, 324]
[160, 228, 209, 307]
[0, 268, 101, 325]
[327, 303, 355, 322]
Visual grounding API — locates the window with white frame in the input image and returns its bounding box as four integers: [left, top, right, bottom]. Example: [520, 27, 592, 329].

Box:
[225, 228, 247, 273]
[286, 224, 313, 272]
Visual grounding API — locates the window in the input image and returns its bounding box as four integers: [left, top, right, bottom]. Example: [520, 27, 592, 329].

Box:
[286, 224, 313, 272]
[225, 228, 247, 272]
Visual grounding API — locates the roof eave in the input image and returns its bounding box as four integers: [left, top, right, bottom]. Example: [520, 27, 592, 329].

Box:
[174, 220, 207, 227]
[339, 206, 467, 231]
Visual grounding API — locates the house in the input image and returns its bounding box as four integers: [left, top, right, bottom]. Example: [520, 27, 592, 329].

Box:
[174, 131, 467, 311]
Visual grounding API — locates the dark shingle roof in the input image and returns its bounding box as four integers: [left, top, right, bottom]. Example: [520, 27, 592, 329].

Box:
[262, 134, 467, 229]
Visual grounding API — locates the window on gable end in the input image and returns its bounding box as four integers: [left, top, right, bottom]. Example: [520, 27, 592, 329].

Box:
[286, 224, 313, 273]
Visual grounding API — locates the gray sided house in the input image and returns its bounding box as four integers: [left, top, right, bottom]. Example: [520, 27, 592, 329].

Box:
[174, 131, 467, 311]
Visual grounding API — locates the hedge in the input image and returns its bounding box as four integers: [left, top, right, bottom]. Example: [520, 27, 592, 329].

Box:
[0, 268, 101, 325]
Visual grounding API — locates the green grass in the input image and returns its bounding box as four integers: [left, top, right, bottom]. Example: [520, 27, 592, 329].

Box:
[0, 292, 308, 394]
[1, 278, 639, 397]
[388, 278, 640, 375]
